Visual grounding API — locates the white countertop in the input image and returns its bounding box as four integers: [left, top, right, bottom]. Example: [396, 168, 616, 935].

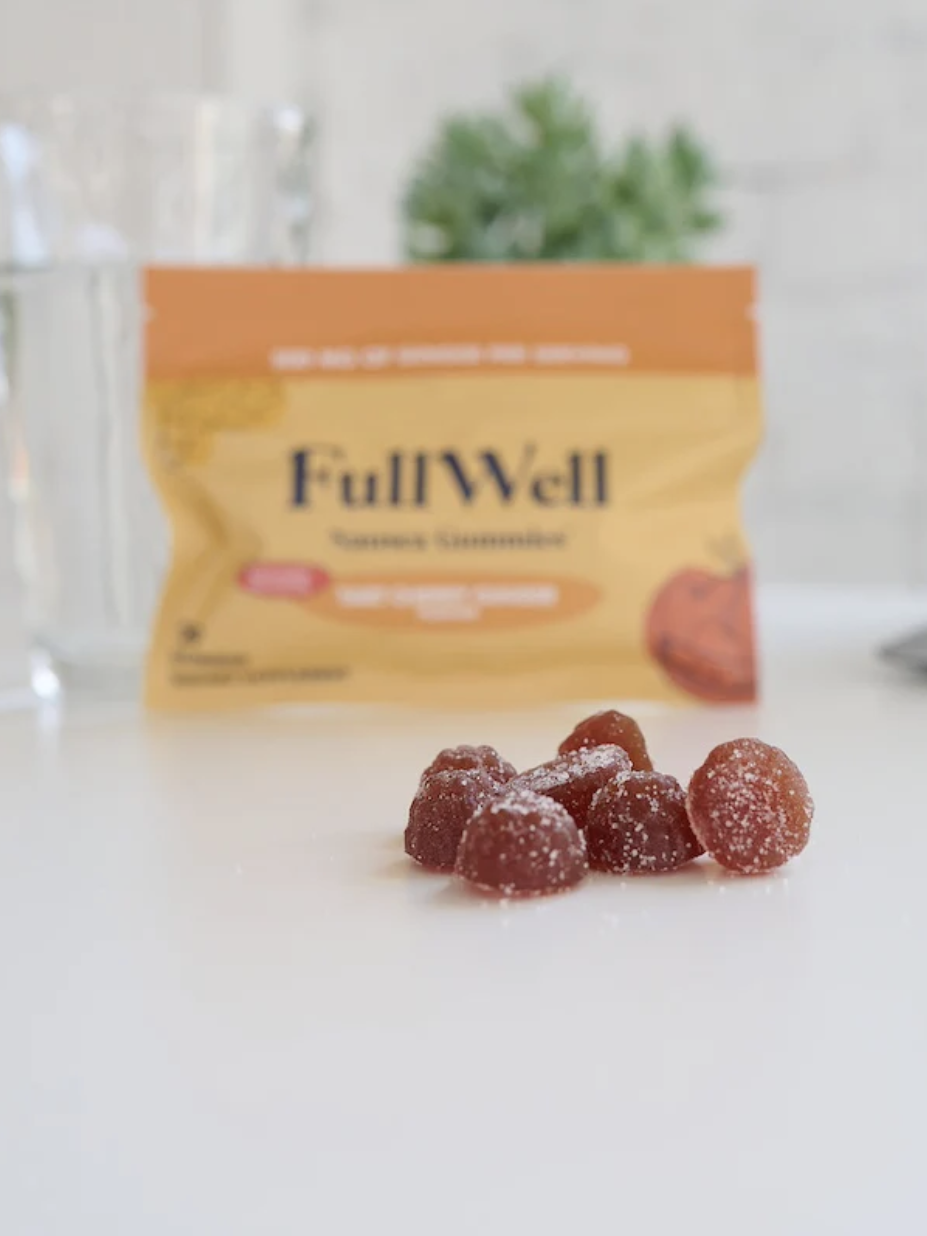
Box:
[3, 587, 927, 1236]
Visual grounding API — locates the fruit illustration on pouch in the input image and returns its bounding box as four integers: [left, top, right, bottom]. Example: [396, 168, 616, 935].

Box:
[645, 563, 756, 703]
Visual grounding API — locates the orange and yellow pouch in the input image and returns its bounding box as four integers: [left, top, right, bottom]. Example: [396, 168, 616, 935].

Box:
[143, 265, 761, 711]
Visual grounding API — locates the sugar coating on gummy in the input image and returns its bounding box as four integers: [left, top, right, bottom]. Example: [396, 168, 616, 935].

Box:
[455, 788, 587, 897]
[586, 770, 704, 873]
[422, 744, 517, 786]
[508, 744, 632, 829]
[686, 738, 813, 874]
[405, 767, 499, 871]
[558, 710, 653, 772]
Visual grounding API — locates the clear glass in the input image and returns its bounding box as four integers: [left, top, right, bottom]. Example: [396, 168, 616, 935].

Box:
[0, 94, 313, 698]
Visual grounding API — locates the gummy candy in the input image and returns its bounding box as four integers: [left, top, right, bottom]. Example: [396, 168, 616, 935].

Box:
[586, 771, 703, 873]
[558, 709, 653, 771]
[405, 767, 499, 871]
[422, 744, 516, 786]
[509, 745, 632, 829]
[686, 738, 813, 874]
[455, 788, 587, 897]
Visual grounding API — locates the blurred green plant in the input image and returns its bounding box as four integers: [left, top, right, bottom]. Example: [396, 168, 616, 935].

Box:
[402, 77, 723, 263]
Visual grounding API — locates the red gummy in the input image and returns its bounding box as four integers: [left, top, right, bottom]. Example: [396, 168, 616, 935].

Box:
[405, 768, 499, 871]
[509, 745, 632, 829]
[586, 771, 704, 873]
[558, 709, 653, 772]
[455, 788, 587, 897]
[422, 744, 516, 786]
[687, 738, 813, 874]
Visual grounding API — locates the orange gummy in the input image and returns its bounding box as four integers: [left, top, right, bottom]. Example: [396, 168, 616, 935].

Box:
[687, 738, 813, 874]
[509, 744, 632, 829]
[405, 767, 499, 871]
[456, 788, 587, 897]
[558, 709, 653, 771]
[586, 771, 703, 873]
[422, 744, 516, 786]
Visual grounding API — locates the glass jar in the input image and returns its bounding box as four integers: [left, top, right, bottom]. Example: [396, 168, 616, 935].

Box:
[0, 93, 313, 697]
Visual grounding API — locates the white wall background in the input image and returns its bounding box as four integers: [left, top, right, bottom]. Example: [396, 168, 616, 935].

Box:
[2, 0, 927, 600]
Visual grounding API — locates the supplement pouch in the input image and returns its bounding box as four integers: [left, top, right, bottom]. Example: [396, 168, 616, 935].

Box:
[143, 266, 761, 710]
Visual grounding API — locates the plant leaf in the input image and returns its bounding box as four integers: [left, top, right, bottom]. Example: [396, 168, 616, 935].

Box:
[401, 79, 724, 262]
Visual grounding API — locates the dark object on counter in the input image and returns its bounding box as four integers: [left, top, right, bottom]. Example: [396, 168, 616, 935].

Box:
[881, 627, 927, 674]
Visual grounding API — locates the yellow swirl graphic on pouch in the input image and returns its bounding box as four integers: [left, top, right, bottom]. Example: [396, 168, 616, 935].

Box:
[145, 379, 285, 628]
[148, 378, 285, 467]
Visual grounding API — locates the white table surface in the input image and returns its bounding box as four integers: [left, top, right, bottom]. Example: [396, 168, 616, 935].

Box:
[3, 587, 927, 1236]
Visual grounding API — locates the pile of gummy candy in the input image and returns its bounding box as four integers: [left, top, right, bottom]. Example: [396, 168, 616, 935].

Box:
[404, 710, 813, 898]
